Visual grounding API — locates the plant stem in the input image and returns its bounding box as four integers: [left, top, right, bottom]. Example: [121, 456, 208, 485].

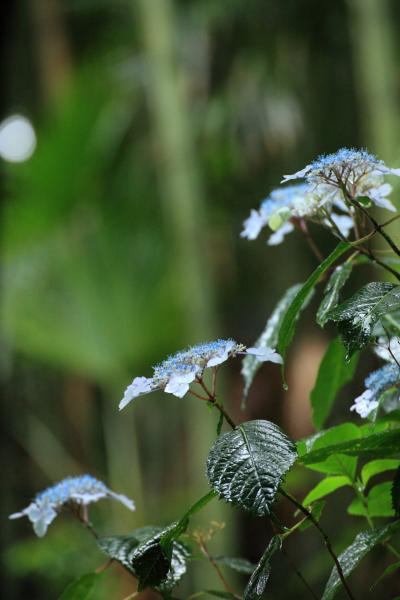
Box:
[296, 219, 324, 262]
[197, 536, 243, 599]
[280, 547, 319, 600]
[325, 209, 400, 281]
[195, 377, 237, 429]
[279, 489, 356, 600]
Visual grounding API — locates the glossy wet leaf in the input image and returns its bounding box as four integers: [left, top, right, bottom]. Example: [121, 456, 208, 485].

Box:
[213, 556, 256, 574]
[241, 284, 301, 406]
[326, 282, 400, 359]
[244, 536, 282, 600]
[310, 338, 358, 429]
[322, 521, 400, 600]
[98, 526, 190, 592]
[206, 420, 297, 516]
[317, 263, 352, 327]
[278, 242, 350, 380]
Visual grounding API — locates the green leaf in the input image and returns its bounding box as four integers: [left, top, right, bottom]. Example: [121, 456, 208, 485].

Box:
[206, 420, 297, 516]
[241, 284, 302, 406]
[347, 482, 394, 517]
[98, 526, 190, 592]
[301, 423, 360, 478]
[310, 338, 358, 429]
[301, 428, 400, 466]
[244, 536, 282, 600]
[391, 466, 400, 517]
[370, 560, 400, 590]
[317, 263, 353, 327]
[298, 499, 325, 531]
[326, 282, 400, 359]
[361, 459, 400, 486]
[59, 574, 99, 600]
[303, 476, 352, 505]
[213, 556, 256, 575]
[204, 591, 237, 599]
[278, 242, 350, 380]
[322, 521, 400, 600]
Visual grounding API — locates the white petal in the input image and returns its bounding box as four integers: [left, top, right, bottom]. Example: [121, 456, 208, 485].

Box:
[119, 376, 155, 410]
[267, 221, 294, 246]
[246, 347, 283, 364]
[350, 389, 378, 418]
[207, 352, 229, 367]
[240, 210, 267, 240]
[108, 492, 136, 511]
[330, 214, 354, 238]
[165, 371, 197, 398]
[281, 165, 312, 183]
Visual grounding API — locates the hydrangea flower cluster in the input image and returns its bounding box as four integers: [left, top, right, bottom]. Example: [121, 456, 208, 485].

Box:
[350, 363, 400, 418]
[241, 183, 353, 245]
[282, 147, 400, 211]
[120, 339, 282, 409]
[9, 475, 135, 537]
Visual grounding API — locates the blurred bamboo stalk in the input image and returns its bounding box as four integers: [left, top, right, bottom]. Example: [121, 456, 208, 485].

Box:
[348, 0, 400, 249]
[348, 0, 399, 159]
[135, 0, 233, 579]
[31, 0, 72, 106]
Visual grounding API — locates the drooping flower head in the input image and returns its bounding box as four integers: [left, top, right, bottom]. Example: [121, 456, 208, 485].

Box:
[282, 147, 400, 212]
[9, 475, 135, 537]
[350, 363, 400, 419]
[241, 183, 353, 245]
[120, 339, 282, 409]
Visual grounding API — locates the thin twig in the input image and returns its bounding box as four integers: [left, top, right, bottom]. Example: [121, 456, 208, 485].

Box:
[280, 489, 356, 600]
[195, 377, 237, 429]
[296, 219, 324, 262]
[280, 547, 319, 600]
[197, 535, 242, 600]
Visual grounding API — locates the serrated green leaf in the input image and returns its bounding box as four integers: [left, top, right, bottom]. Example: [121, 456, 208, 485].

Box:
[278, 242, 350, 381]
[244, 536, 281, 600]
[326, 282, 400, 359]
[98, 526, 190, 592]
[311, 338, 358, 429]
[301, 428, 400, 465]
[317, 263, 353, 327]
[241, 284, 302, 406]
[213, 556, 256, 574]
[361, 459, 400, 486]
[347, 482, 394, 517]
[206, 420, 297, 516]
[392, 466, 400, 517]
[302, 423, 360, 478]
[58, 574, 99, 600]
[303, 476, 352, 505]
[322, 521, 400, 600]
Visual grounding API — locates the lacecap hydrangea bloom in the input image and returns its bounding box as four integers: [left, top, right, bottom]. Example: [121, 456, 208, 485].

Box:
[282, 147, 400, 212]
[241, 183, 353, 245]
[9, 475, 135, 537]
[120, 339, 282, 409]
[350, 363, 400, 419]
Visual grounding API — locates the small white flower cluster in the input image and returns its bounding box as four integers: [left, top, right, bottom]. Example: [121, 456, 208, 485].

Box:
[350, 354, 400, 419]
[9, 475, 135, 537]
[283, 147, 399, 211]
[242, 148, 399, 247]
[120, 339, 282, 409]
[241, 183, 353, 245]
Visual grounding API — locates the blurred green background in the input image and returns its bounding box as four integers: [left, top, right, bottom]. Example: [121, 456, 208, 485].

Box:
[1, 0, 400, 598]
